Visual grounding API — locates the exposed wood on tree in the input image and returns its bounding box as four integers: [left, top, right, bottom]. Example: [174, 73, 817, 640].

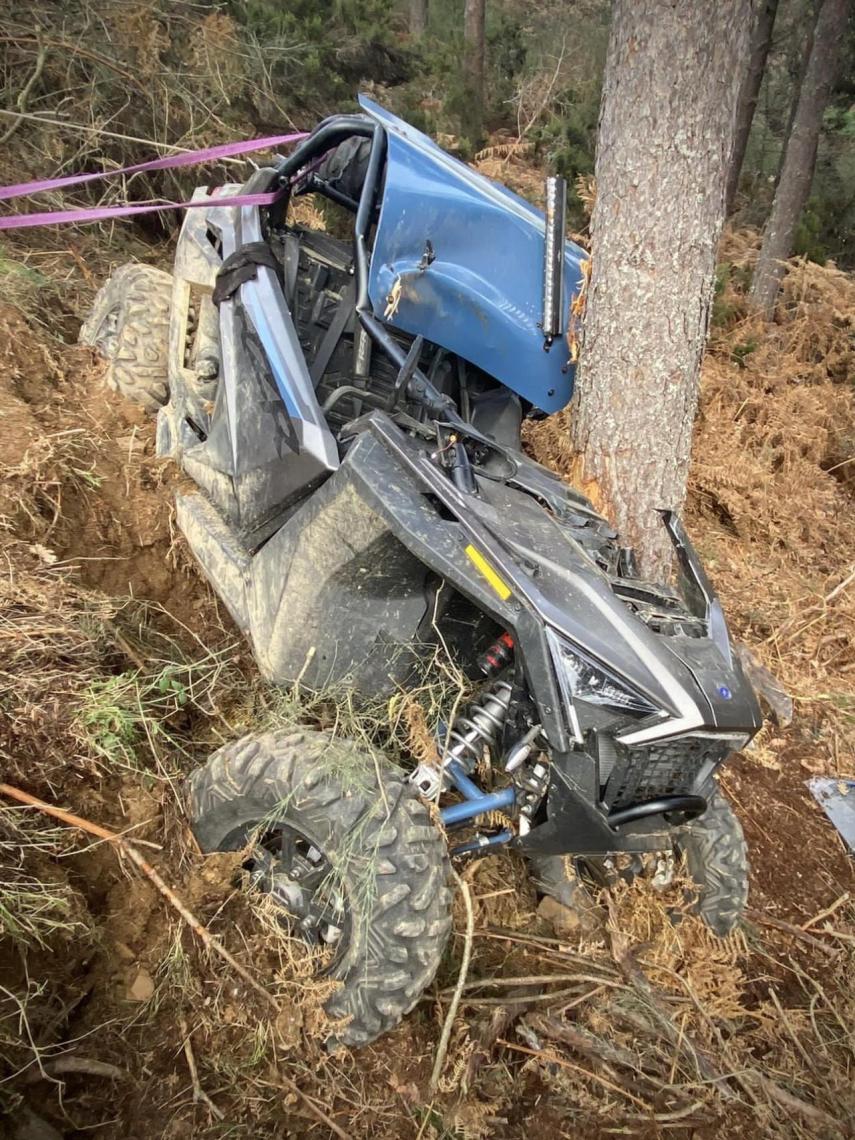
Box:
[409, 0, 428, 37]
[750, 0, 850, 316]
[726, 0, 780, 213]
[571, 0, 752, 579]
[463, 0, 486, 147]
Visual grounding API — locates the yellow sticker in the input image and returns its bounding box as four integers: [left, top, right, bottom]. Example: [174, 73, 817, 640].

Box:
[465, 544, 512, 601]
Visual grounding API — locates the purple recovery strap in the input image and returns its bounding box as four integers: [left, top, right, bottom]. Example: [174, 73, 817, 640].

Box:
[0, 132, 308, 200]
[0, 188, 285, 231]
[0, 130, 309, 230]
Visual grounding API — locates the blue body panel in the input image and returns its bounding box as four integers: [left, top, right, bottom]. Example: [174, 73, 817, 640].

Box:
[360, 95, 588, 413]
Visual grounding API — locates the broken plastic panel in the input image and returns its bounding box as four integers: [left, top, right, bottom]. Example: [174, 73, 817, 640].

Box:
[809, 776, 855, 853]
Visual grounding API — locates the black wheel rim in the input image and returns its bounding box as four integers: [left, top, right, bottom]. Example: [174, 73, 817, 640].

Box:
[224, 821, 350, 969]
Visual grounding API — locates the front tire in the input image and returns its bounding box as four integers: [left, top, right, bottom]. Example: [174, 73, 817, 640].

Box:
[79, 263, 172, 411]
[680, 786, 748, 936]
[186, 729, 453, 1047]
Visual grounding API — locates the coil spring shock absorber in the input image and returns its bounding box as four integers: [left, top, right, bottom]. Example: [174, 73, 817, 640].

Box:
[446, 680, 512, 774]
[478, 632, 514, 677]
[410, 679, 512, 797]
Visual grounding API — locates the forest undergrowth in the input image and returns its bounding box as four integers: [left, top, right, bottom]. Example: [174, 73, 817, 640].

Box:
[0, 38, 853, 1139]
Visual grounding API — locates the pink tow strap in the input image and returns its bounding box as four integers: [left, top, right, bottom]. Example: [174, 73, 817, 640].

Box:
[0, 131, 309, 230]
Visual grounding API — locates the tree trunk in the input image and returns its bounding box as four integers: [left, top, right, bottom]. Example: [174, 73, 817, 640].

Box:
[726, 0, 779, 213]
[409, 0, 427, 37]
[571, 0, 751, 580]
[463, 0, 486, 147]
[750, 0, 849, 316]
[776, 17, 814, 185]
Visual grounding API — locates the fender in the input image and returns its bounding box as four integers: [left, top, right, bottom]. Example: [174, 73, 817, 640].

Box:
[360, 96, 588, 414]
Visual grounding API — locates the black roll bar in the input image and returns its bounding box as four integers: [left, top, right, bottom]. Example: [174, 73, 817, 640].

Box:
[272, 114, 469, 430]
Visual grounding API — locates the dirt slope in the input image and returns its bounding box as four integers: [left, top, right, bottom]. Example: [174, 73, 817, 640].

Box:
[0, 236, 853, 1139]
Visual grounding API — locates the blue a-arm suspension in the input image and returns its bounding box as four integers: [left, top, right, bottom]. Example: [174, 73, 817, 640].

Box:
[440, 759, 516, 829]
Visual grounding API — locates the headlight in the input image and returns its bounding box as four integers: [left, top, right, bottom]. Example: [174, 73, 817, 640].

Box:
[551, 636, 659, 717]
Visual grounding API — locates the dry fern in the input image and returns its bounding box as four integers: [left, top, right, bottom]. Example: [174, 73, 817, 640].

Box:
[474, 139, 534, 163]
[575, 173, 596, 218]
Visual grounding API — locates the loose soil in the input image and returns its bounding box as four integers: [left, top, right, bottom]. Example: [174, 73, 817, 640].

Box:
[0, 223, 853, 1138]
[0, 306, 225, 625]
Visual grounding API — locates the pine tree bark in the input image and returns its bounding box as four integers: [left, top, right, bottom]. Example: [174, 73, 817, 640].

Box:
[776, 16, 815, 185]
[726, 0, 779, 213]
[463, 0, 486, 147]
[410, 0, 428, 37]
[750, 0, 850, 316]
[571, 0, 752, 580]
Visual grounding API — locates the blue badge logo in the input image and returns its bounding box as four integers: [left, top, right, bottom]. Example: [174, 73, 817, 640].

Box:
[717, 685, 733, 701]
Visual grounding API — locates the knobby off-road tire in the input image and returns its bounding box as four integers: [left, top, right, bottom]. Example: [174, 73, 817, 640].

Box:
[79, 263, 172, 411]
[186, 729, 453, 1048]
[680, 785, 749, 936]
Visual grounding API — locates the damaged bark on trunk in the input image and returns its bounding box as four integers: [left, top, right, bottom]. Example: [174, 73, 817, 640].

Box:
[571, 0, 751, 580]
[409, 0, 428, 37]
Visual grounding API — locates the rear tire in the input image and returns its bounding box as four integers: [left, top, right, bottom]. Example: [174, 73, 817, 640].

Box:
[80, 263, 172, 411]
[186, 729, 453, 1047]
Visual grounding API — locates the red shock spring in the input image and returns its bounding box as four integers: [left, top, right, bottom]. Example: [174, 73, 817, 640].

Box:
[478, 631, 514, 676]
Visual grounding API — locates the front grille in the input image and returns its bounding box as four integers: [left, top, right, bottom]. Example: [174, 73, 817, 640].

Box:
[603, 738, 730, 810]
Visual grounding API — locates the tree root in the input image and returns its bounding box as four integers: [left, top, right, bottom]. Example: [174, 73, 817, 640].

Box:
[0, 782, 277, 1010]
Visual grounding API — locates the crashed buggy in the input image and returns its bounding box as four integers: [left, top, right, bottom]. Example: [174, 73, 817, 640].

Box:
[82, 98, 762, 1047]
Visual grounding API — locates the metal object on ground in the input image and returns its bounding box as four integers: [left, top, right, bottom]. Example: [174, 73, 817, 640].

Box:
[809, 777, 855, 852]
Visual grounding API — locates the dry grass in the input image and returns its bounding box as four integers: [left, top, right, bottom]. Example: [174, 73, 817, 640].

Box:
[0, 102, 854, 1132]
[688, 236, 855, 784]
[1, 248, 854, 1135]
[481, 884, 855, 1138]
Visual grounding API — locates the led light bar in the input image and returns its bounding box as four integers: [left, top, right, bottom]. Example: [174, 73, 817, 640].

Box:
[541, 175, 567, 345]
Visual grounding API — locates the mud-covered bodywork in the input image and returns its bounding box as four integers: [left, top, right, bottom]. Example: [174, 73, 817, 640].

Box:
[174, 401, 761, 856]
[362, 96, 588, 414]
[157, 181, 339, 543]
[154, 100, 761, 861]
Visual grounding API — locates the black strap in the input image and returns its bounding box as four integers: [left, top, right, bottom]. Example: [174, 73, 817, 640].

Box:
[280, 233, 301, 309]
[213, 242, 280, 306]
[309, 280, 356, 387]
